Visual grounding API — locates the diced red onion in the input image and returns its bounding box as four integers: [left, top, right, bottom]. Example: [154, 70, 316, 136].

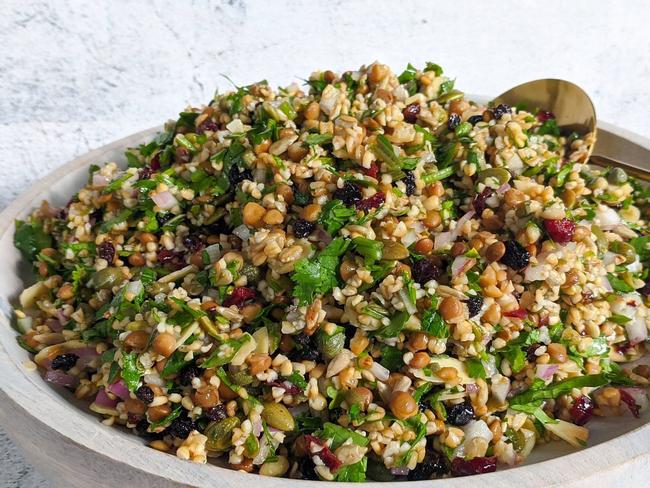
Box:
[94, 388, 119, 408]
[68, 346, 99, 358]
[465, 383, 480, 394]
[46, 318, 63, 332]
[433, 210, 475, 251]
[44, 370, 79, 388]
[92, 174, 108, 187]
[151, 190, 177, 210]
[451, 256, 475, 277]
[626, 316, 648, 345]
[496, 183, 511, 194]
[535, 364, 559, 380]
[107, 379, 130, 401]
[369, 361, 390, 382]
[619, 387, 648, 415]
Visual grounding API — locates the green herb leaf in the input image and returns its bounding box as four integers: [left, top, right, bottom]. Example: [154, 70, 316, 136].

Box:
[335, 458, 367, 482]
[319, 200, 356, 235]
[161, 350, 187, 378]
[421, 308, 449, 338]
[149, 405, 182, 430]
[352, 237, 383, 265]
[121, 351, 143, 392]
[379, 344, 404, 371]
[14, 220, 53, 262]
[466, 357, 487, 379]
[377, 310, 409, 338]
[321, 422, 369, 449]
[607, 273, 635, 293]
[305, 133, 333, 146]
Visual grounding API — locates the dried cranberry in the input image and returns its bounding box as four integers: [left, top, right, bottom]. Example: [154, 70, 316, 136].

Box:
[472, 187, 494, 215]
[451, 456, 497, 476]
[135, 385, 154, 405]
[183, 234, 204, 253]
[500, 240, 530, 270]
[408, 450, 449, 480]
[150, 152, 161, 171]
[619, 389, 641, 418]
[492, 103, 511, 120]
[157, 249, 185, 270]
[333, 182, 362, 205]
[504, 308, 527, 319]
[466, 295, 483, 317]
[362, 162, 379, 179]
[412, 259, 441, 285]
[168, 416, 195, 439]
[305, 435, 342, 472]
[467, 114, 483, 125]
[198, 119, 219, 133]
[447, 400, 474, 426]
[447, 113, 461, 131]
[403, 171, 416, 196]
[356, 191, 385, 211]
[204, 404, 227, 422]
[536, 110, 555, 122]
[51, 354, 79, 372]
[543, 218, 576, 244]
[570, 395, 594, 425]
[223, 287, 256, 308]
[294, 219, 316, 238]
[403, 103, 421, 123]
[97, 241, 115, 263]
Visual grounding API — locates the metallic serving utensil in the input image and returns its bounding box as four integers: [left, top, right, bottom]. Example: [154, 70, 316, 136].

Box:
[493, 78, 650, 181]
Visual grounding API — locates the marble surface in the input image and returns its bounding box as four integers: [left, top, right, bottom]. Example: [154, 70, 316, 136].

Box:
[1, 0, 649, 486]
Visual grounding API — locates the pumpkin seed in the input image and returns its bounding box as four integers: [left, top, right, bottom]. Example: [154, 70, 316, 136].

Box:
[91, 267, 125, 289]
[205, 416, 240, 451]
[261, 402, 295, 431]
[477, 167, 511, 187]
[381, 240, 409, 260]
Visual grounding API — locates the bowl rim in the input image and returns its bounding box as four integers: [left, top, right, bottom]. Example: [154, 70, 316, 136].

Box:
[0, 120, 649, 487]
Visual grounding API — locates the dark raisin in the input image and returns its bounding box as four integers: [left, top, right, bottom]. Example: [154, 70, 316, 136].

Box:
[228, 165, 253, 186]
[492, 103, 511, 120]
[139, 167, 153, 180]
[403, 171, 416, 196]
[290, 333, 321, 362]
[471, 187, 494, 215]
[178, 364, 201, 386]
[403, 103, 421, 123]
[639, 276, 650, 297]
[198, 119, 219, 133]
[466, 295, 483, 317]
[526, 343, 542, 362]
[135, 419, 151, 437]
[150, 152, 161, 171]
[447, 113, 461, 131]
[500, 240, 530, 270]
[570, 395, 594, 425]
[294, 219, 316, 238]
[204, 404, 227, 422]
[183, 234, 204, 253]
[51, 354, 79, 372]
[451, 455, 497, 476]
[446, 400, 474, 426]
[156, 212, 173, 226]
[298, 457, 319, 480]
[168, 416, 195, 439]
[135, 385, 154, 405]
[157, 249, 185, 270]
[97, 241, 115, 263]
[467, 114, 483, 125]
[411, 259, 441, 285]
[175, 146, 191, 164]
[333, 182, 362, 205]
[408, 450, 449, 480]
[89, 208, 104, 227]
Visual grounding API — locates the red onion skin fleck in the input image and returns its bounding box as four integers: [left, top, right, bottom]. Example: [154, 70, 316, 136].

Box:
[503, 308, 527, 319]
[619, 389, 641, 418]
[356, 191, 385, 211]
[305, 435, 342, 472]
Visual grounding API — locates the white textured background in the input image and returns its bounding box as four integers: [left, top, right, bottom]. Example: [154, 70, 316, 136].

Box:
[1, 0, 649, 486]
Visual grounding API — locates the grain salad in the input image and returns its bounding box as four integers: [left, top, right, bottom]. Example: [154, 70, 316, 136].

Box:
[12, 61, 650, 481]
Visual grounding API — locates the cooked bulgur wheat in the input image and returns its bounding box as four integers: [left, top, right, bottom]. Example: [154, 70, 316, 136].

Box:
[13, 61, 650, 481]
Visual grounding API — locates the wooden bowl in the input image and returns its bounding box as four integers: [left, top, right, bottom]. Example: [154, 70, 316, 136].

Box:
[0, 123, 649, 487]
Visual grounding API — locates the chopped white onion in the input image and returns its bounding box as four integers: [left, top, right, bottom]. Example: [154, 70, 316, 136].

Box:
[204, 244, 222, 263]
[151, 190, 177, 210]
[124, 280, 143, 301]
[398, 289, 417, 315]
[626, 315, 648, 345]
[451, 256, 475, 277]
[620, 387, 648, 412]
[401, 229, 419, 247]
[233, 225, 250, 241]
[433, 210, 475, 251]
[595, 205, 621, 230]
[369, 361, 390, 382]
[143, 374, 164, 386]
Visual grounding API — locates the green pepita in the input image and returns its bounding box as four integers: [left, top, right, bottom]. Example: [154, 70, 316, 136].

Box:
[205, 416, 240, 451]
[261, 402, 295, 431]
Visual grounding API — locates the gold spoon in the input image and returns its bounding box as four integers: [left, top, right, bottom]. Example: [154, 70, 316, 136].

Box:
[493, 78, 650, 181]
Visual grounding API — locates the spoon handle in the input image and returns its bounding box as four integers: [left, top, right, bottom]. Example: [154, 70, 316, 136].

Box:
[590, 154, 650, 182]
